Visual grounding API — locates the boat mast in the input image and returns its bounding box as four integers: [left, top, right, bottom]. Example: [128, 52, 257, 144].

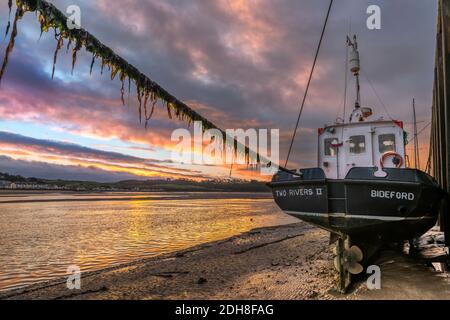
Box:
[347, 35, 361, 108]
[347, 35, 371, 123]
[412, 98, 420, 169]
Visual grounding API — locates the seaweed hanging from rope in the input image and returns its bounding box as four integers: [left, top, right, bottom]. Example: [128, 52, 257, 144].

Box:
[119, 72, 126, 105]
[0, 0, 265, 166]
[136, 85, 143, 124]
[0, 6, 23, 84]
[5, 1, 12, 38]
[5, 0, 13, 38]
[71, 38, 81, 75]
[89, 53, 95, 75]
[51, 33, 64, 79]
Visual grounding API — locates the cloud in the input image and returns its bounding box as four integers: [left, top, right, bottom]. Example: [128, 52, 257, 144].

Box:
[0, 131, 212, 180]
[0, 131, 167, 164]
[0, 155, 147, 182]
[0, 0, 437, 174]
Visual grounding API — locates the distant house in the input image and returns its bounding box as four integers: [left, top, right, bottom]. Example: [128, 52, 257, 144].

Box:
[0, 180, 12, 189]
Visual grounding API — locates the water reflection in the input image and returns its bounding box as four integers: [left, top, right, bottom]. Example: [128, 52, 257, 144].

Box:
[0, 193, 297, 291]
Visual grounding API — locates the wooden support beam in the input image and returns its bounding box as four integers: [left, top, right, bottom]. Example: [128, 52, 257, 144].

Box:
[433, 0, 450, 232]
[441, 0, 450, 192]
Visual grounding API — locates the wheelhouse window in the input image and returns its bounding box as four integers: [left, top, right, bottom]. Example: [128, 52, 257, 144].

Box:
[349, 135, 366, 154]
[378, 134, 396, 153]
[324, 138, 338, 156]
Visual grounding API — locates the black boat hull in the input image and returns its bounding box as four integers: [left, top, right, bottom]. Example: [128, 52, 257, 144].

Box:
[269, 167, 445, 243]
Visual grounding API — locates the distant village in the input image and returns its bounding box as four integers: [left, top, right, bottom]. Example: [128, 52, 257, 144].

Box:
[0, 173, 62, 190]
[0, 172, 269, 192]
[0, 180, 66, 190]
[0, 177, 106, 191]
[0, 172, 137, 191]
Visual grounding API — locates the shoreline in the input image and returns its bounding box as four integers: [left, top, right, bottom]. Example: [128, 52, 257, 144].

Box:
[0, 191, 272, 204]
[1, 222, 449, 300]
[0, 223, 333, 300]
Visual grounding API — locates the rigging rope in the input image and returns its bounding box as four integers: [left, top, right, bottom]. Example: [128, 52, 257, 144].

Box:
[284, 0, 334, 168]
[336, 19, 352, 123]
[405, 121, 431, 171]
[335, 36, 349, 123]
[415, 121, 431, 137]
[361, 70, 394, 121]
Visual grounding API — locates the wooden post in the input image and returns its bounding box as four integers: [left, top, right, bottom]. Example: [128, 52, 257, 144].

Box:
[441, 0, 450, 192]
[434, 0, 450, 232]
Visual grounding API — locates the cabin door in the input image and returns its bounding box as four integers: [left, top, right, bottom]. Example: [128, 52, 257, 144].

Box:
[342, 127, 373, 177]
[322, 137, 340, 179]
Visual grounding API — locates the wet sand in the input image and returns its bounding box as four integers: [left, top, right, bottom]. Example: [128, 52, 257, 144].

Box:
[1, 222, 449, 300]
[0, 191, 273, 204]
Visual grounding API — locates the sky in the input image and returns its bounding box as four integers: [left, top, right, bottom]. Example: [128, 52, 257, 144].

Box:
[0, 0, 438, 182]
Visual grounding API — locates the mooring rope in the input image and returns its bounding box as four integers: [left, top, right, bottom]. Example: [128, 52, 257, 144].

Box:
[285, 0, 334, 168]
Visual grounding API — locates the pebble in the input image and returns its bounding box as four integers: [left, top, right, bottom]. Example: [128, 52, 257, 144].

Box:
[197, 277, 208, 285]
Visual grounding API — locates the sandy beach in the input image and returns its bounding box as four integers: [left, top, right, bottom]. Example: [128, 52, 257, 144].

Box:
[1, 222, 449, 300]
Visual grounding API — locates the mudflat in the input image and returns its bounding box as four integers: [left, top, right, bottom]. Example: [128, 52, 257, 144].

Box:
[1, 223, 449, 300]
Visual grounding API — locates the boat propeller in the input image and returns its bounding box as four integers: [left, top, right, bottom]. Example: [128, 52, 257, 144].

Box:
[334, 245, 364, 275]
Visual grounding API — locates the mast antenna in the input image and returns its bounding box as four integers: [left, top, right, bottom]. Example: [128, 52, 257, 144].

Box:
[347, 35, 372, 122]
[347, 35, 361, 108]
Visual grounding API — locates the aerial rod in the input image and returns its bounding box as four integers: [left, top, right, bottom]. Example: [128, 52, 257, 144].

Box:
[347, 35, 361, 111]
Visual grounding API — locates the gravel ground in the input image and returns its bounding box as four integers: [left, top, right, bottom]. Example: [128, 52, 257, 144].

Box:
[1, 222, 449, 300]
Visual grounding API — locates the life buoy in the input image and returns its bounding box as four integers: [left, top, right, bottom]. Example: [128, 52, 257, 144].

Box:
[380, 152, 404, 168]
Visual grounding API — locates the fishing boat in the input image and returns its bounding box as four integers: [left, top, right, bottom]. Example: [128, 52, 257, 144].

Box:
[269, 35, 448, 291]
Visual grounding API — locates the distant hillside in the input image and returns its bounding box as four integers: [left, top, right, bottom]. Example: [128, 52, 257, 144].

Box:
[0, 172, 270, 192]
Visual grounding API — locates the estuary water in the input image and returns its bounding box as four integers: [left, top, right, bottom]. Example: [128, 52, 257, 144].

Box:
[0, 192, 297, 291]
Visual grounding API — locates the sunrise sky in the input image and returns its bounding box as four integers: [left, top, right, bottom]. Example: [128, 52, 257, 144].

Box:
[0, 0, 438, 182]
